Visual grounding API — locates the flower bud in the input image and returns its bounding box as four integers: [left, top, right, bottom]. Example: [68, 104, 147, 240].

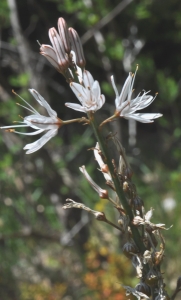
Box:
[49, 27, 69, 70]
[58, 17, 71, 53]
[68, 27, 86, 68]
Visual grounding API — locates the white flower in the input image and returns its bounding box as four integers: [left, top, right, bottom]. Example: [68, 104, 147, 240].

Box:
[65, 70, 105, 113]
[111, 68, 162, 123]
[1, 89, 62, 154]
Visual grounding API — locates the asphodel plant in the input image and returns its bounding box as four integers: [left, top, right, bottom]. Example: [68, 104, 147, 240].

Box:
[1, 17, 180, 300]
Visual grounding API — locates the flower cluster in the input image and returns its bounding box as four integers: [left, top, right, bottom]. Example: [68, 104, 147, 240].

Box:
[111, 67, 162, 123]
[40, 17, 85, 74]
[1, 17, 162, 154]
[1, 89, 62, 154]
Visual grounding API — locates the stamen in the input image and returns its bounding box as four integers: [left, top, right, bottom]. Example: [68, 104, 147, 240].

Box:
[12, 90, 40, 115]
[16, 103, 37, 114]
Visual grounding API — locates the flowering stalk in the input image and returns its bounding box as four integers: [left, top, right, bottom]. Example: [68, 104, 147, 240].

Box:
[1, 15, 174, 299]
[88, 112, 146, 254]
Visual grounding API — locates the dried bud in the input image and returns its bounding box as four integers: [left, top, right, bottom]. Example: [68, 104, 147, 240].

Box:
[123, 181, 129, 191]
[132, 216, 143, 226]
[58, 17, 71, 53]
[135, 282, 151, 297]
[122, 241, 139, 258]
[69, 27, 86, 68]
[118, 214, 130, 232]
[95, 212, 106, 221]
[143, 250, 152, 264]
[63, 199, 106, 221]
[101, 163, 109, 174]
[79, 165, 109, 199]
[94, 143, 112, 182]
[153, 244, 164, 265]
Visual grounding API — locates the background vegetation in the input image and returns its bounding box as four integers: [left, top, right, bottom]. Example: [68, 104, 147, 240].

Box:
[0, 0, 181, 299]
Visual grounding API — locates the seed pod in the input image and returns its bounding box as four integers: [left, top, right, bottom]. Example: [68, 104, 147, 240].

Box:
[145, 269, 159, 287]
[124, 166, 133, 179]
[135, 282, 151, 297]
[122, 241, 138, 258]
[133, 196, 144, 211]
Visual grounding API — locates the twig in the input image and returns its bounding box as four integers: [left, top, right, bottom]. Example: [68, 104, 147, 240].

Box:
[81, 0, 134, 44]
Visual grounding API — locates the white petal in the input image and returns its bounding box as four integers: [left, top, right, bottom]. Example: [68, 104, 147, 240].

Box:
[70, 83, 87, 104]
[130, 94, 155, 112]
[83, 70, 94, 88]
[116, 73, 132, 109]
[14, 129, 44, 136]
[145, 208, 154, 221]
[97, 94, 105, 110]
[24, 129, 58, 154]
[24, 115, 59, 130]
[92, 81, 101, 99]
[111, 75, 119, 99]
[124, 113, 162, 123]
[29, 89, 57, 117]
[65, 102, 86, 113]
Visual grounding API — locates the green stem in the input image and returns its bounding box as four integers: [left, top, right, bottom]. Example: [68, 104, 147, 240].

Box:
[89, 113, 146, 254]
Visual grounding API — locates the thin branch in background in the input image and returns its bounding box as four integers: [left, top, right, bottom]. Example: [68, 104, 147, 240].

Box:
[7, 0, 47, 93]
[81, 0, 134, 44]
[61, 211, 89, 245]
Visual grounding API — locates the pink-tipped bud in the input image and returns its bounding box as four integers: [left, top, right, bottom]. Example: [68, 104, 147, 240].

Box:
[48, 27, 69, 71]
[68, 27, 86, 68]
[40, 44, 61, 72]
[58, 18, 71, 53]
